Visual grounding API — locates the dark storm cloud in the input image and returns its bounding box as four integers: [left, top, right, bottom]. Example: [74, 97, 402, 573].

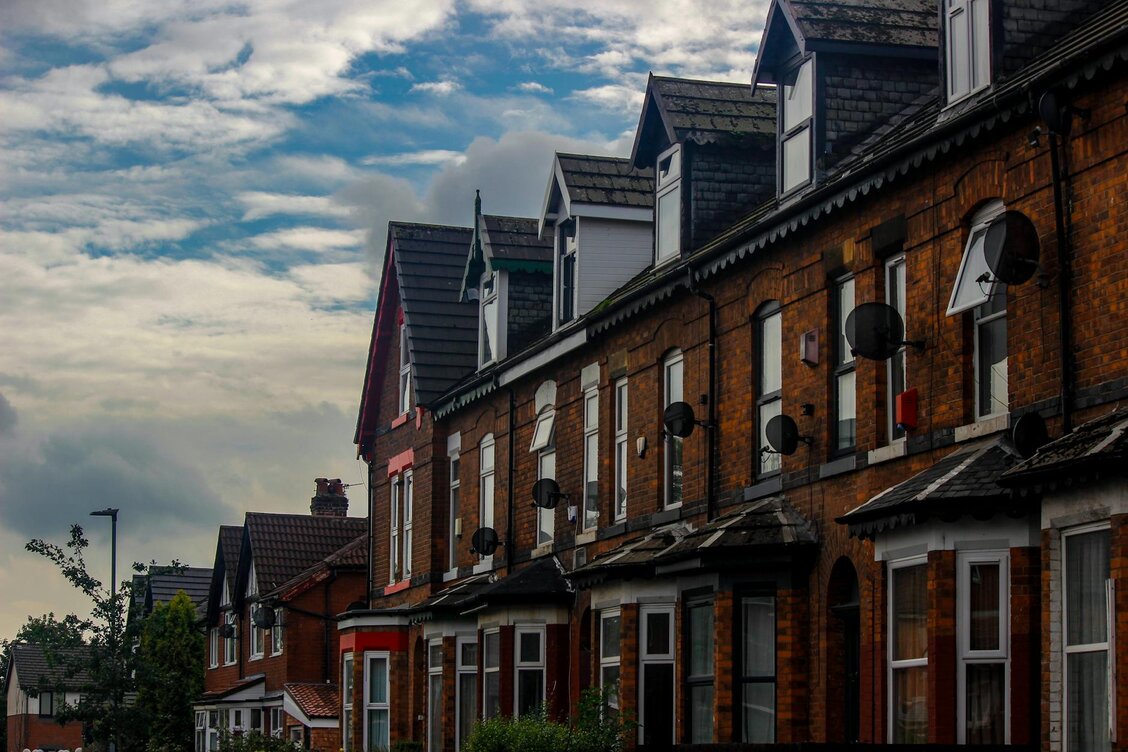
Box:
[0, 392, 16, 434]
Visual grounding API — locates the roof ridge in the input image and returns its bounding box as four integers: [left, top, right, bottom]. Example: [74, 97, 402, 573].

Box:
[650, 74, 752, 87]
[390, 220, 472, 232]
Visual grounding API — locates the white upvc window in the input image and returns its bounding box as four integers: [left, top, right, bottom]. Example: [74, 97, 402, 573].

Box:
[389, 470, 413, 582]
[582, 387, 600, 531]
[945, 0, 991, 103]
[655, 145, 682, 264]
[780, 57, 814, 194]
[272, 608, 284, 655]
[739, 593, 776, 742]
[537, 447, 555, 547]
[558, 221, 577, 326]
[195, 710, 207, 752]
[663, 350, 684, 508]
[208, 710, 220, 751]
[756, 303, 783, 476]
[363, 651, 391, 752]
[686, 599, 715, 743]
[948, 200, 1005, 316]
[220, 577, 230, 607]
[1063, 525, 1114, 752]
[613, 378, 628, 521]
[832, 275, 856, 454]
[398, 322, 412, 415]
[449, 452, 461, 571]
[886, 255, 908, 443]
[639, 605, 676, 745]
[889, 557, 928, 744]
[223, 611, 237, 665]
[390, 474, 401, 583]
[249, 606, 264, 659]
[514, 626, 546, 717]
[403, 470, 414, 579]
[530, 407, 556, 452]
[600, 610, 622, 711]
[479, 436, 495, 564]
[974, 286, 1008, 420]
[209, 627, 219, 668]
[957, 551, 1010, 744]
[341, 653, 354, 750]
[479, 270, 504, 366]
[482, 629, 501, 720]
[271, 706, 284, 740]
[456, 638, 478, 750]
[428, 640, 444, 752]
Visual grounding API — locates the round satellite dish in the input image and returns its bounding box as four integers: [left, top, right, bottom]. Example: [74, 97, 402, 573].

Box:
[1013, 412, 1050, 459]
[532, 478, 561, 509]
[984, 211, 1040, 285]
[845, 302, 906, 360]
[251, 606, 275, 629]
[471, 527, 499, 556]
[765, 414, 801, 456]
[1038, 90, 1070, 135]
[220, 623, 236, 639]
[345, 600, 367, 612]
[663, 401, 697, 438]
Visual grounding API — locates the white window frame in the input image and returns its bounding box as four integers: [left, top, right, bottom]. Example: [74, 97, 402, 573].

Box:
[947, 200, 1005, 316]
[272, 608, 283, 655]
[600, 609, 622, 711]
[558, 221, 577, 326]
[482, 628, 501, 720]
[663, 350, 684, 508]
[756, 303, 783, 477]
[363, 651, 391, 752]
[195, 710, 207, 752]
[479, 435, 495, 564]
[390, 474, 402, 584]
[223, 611, 237, 666]
[974, 289, 1008, 421]
[779, 56, 814, 195]
[455, 637, 478, 751]
[639, 604, 676, 744]
[537, 446, 555, 547]
[832, 275, 856, 455]
[529, 408, 556, 452]
[271, 706, 285, 740]
[428, 639, 444, 752]
[886, 255, 908, 443]
[655, 144, 682, 264]
[614, 378, 628, 522]
[403, 469, 414, 579]
[209, 627, 219, 668]
[957, 551, 1010, 743]
[341, 652, 354, 750]
[249, 606, 264, 659]
[888, 555, 929, 744]
[449, 451, 461, 571]
[582, 387, 600, 532]
[398, 322, 412, 415]
[479, 270, 505, 366]
[514, 626, 546, 717]
[945, 0, 991, 103]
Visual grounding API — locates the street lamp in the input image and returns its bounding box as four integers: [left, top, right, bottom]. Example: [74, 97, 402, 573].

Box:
[89, 507, 119, 752]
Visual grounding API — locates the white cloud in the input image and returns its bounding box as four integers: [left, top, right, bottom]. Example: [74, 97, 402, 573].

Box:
[237, 192, 353, 222]
[410, 80, 461, 96]
[362, 150, 468, 167]
[570, 83, 646, 114]
[249, 227, 365, 253]
[516, 81, 553, 95]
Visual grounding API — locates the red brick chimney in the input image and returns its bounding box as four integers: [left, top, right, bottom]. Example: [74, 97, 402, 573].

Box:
[310, 477, 348, 517]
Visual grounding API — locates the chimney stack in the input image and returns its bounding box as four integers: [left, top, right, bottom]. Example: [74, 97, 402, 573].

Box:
[310, 477, 348, 517]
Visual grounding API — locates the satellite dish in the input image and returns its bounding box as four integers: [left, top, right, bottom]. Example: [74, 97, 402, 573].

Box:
[471, 527, 499, 556]
[345, 600, 367, 612]
[251, 605, 275, 629]
[220, 623, 236, 639]
[765, 414, 810, 455]
[663, 401, 697, 438]
[845, 302, 921, 360]
[1038, 90, 1070, 135]
[1013, 412, 1050, 459]
[532, 478, 562, 509]
[984, 211, 1039, 285]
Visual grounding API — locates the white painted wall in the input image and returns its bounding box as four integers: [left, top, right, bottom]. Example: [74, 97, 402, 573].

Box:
[6, 664, 26, 717]
[575, 217, 653, 316]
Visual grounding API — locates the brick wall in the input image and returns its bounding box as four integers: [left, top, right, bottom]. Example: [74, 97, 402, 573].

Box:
[687, 142, 775, 249]
[5, 713, 84, 752]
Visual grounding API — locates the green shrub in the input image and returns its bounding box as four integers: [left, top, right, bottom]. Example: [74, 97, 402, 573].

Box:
[218, 730, 300, 752]
[463, 688, 632, 752]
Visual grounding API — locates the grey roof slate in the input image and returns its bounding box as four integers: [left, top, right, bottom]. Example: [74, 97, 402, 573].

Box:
[411, 558, 572, 616]
[839, 437, 1023, 538]
[390, 222, 479, 406]
[481, 214, 554, 265]
[556, 154, 655, 208]
[8, 643, 94, 690]
[1000, 406, 1128, 492]
[219, 525, 242, 592]
[147, 566, 212, 615]
[787, 0, 938, 48]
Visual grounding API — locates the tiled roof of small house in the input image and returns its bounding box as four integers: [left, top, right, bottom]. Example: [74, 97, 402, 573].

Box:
[473, 555, 572, 605]
[481, 214, 554, 265]
[659, 497, 817, 562]
[390, 222, 479, 406]
[566, 523, 692, 586]
[839, 437, 1024, 539]
[198, 674, 264, 702]
[262, 533, 367, 600]
[999, 405, 1128, 492]
[8, 643, 94, 690]
[556, 154, 655, 209]
[285, 682, 339, 719]
[412, 573, 494, 616]
[243, 512, 368, 595]
[147, 566, 212, 615]
[786, 0, 937, 48]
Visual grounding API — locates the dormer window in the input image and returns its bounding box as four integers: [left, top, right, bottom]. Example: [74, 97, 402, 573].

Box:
[398, 322, 412, 414]
[479, 271, 503, 366]
[945, 0, 991, 102]
[780, 57, 814, 195]
[559, 221, 576, 325]
[655, 145, 681, 263]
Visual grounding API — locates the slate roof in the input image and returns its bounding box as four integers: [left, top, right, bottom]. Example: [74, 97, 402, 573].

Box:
[285, 682, 339, 719]
[263, 533, 367, 600]
[1000, 406, 1128, 492]
[8, 643, 94, 690]
[391, 222, 479, 407]
[786, 0, 937, 48]
[147, 566, 212, 615]
[481, 214, 553, 266]
[556, 154, 655, 209]
[243, 513, 368, 596]
[411, 558, 572, 617]
[839, 437, 1024, 539]
[567, 523, 692, 586]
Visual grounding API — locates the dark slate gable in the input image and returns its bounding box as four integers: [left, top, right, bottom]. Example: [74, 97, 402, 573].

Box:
[242, 512, 367, 596]
[556, 153, 654, 208]
[146, 566, 212, 616]
[787, 0, 937, 49]
[481, 214, 554, 267]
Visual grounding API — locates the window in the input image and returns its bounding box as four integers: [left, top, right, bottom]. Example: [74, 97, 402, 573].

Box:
[958, 552, 1009, 744]
[639, 605, 675, 746]
[209, 627, 219, 668]
[948, 200, 1004, 316]
[389, 470, 414, 582]
[600, 610, 622, 712]
[686, 600, 715, 743]
[756, 303, 783, 476]
[537, 446, 555, 546]
[483, 629, 501, 719]
[739, 594, 776, 742]
[530, 408, 555, 452]
[363, 651, 390, 752]
[886, 256, 908, 442]
[515, 627, 546, 717]
[945, 0, 991, 102]
[250, 708, 263, 732]
[403, 470, 414, 579]
[479, 437, 495, 564]
[38, 690, 54, 717]
[271, 706, 285, 740]
[582, 388, 599, 531]
[233, 709, 244, 731]
[224, 612, 237, 665]
[890, 559, 928, 744]
[1063, 526, 1112, 752]
[559, 221, 576, 325]
[250, 607, 264, 659]
[456, 638, 478, 750]
[398, 323, 412, 415]
[428, 640, 443, 752]
[479, 271, 501, 366]
[390, 475, 401, 583]
[209, 710, 220, 751]
[974, 288, 1008, 419]
[342, 653, 354, 750]
[272, 608, 284, 655]
[663, 350, 684, 507]
[655, 145, 681, 263]
[780, 57, 813, 194]
[289, 727, 302, 744]
[833, 277, 856, 454]
[196, 710, 207, 752]
[449, 453, 460, 571]
[614, 378, 628, 521]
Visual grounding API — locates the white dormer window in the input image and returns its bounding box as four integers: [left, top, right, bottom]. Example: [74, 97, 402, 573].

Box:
[558, 222, 577, 325]
[780, 57, 814, 195]
[945, 0, 991, 102]
[398, 322, 412, 415]
[479, 270, 504, 366]
[655, 145, 682, 264]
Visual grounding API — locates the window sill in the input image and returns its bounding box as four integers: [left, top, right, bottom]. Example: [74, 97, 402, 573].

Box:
[390, 412, 410, 429]
[249, 654, 263, 662]
[532, 543, 553, 558]
[443, 567, 459, 582]
[819, 454, 856, 479]
[383, 579, 410, 595]
[744, 475, 782, 501]
[867, 439, 907, 466]
[575, 531, 596, 546]
[472, 559, 495, 575]
[954, 413, 1009, 443]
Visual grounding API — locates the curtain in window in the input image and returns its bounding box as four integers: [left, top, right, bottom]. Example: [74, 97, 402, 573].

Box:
[966, 663, 1005, 743]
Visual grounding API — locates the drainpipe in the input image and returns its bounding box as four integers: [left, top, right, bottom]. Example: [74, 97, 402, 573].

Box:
[687, 272, 717, 521]
[506, 386, 517, 574]
[1042, 102, 1077, 434]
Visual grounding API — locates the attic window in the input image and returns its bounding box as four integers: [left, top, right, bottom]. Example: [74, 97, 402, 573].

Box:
[655, 145, 681, 264]
[479, 270, 503, 366]
[780, 57, 814, 194]
[530, 408, 556, 452]
[945, 0, 991, 102]
[398, 323, 412, 414]
[947, 200, 1004, 316]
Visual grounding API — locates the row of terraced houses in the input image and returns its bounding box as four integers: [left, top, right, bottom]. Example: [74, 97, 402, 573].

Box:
[192, 0, 1128, 751]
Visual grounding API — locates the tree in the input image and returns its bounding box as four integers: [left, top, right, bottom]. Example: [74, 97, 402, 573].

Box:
[134, 591, 204, 752]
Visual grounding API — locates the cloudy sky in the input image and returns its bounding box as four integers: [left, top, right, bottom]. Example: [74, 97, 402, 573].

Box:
[0, 0, 768, 637]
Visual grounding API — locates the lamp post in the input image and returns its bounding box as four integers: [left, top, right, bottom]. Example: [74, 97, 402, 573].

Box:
[89, 507, 119, 752]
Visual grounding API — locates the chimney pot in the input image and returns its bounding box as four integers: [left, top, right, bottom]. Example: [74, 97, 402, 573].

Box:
[311, 477, 348, 517]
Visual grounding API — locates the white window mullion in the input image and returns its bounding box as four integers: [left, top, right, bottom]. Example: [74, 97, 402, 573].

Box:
[582, 388, 599, 532]
[614, 378, 628, 521]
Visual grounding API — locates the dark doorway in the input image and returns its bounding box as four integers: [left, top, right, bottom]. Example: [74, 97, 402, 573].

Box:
[827, 557, 861, 743]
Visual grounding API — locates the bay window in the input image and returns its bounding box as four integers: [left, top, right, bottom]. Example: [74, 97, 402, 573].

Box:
[639, 605, 675, 746]
[739, 594, 776, 742]
[456, 638, 478, 750]
[1063, 526, 1113, 752]
[342, 653, 354, 750]
[686, 600, 715, 743]
[515, 627, 546, 717]
[428, 640, 443, 752]
[483, 629, 501, 719]
[364, 651, 390, 751]
[890, 559, 928, 744]
[272, 706, 285, 740]
[600, 610, 621, 711]
[958, 552, 1009, 743]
